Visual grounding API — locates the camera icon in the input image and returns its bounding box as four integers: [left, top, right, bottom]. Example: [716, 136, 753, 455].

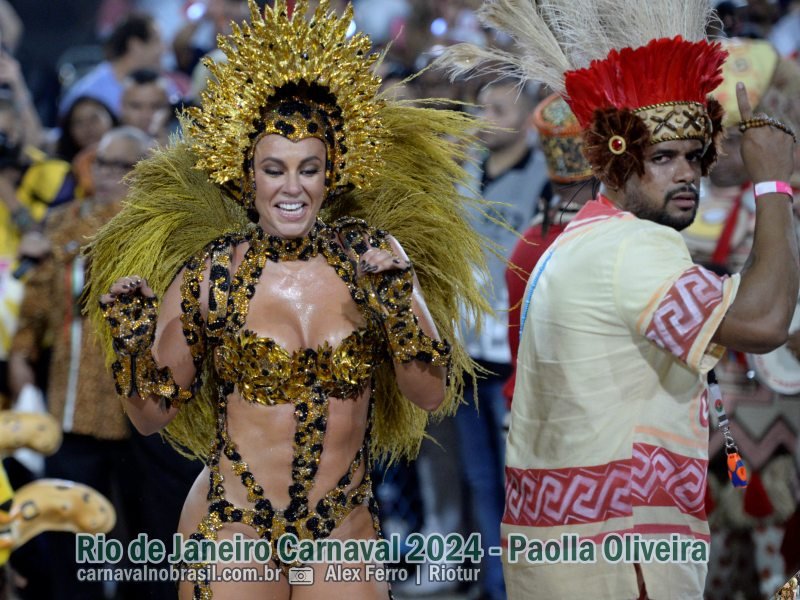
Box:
[288, 566, 314, 585]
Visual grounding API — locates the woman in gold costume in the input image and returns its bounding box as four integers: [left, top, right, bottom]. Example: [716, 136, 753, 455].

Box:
[88, 1, 487, 598]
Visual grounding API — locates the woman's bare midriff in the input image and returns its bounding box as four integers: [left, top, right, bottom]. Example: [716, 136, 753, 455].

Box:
[174, 243, 391, 598]
[176, 387, 387, 599]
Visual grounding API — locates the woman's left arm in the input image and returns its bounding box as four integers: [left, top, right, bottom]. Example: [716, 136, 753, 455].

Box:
[359, 234, 448, 412]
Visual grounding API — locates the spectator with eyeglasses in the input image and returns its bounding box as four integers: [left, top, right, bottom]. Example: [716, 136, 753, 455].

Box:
[7, 126, 155, 600]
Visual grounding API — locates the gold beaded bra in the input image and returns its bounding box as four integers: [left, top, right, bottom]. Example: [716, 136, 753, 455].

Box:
[178, 219, 389, 584]
[214, 327, 377, 404]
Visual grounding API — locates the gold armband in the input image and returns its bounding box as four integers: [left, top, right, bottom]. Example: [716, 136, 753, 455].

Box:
[102, 293, 158, 356]
[363, 268, 451, 366]
[383, 308, 452, 367]
[103, 293, 193, 408]
[111, 352, 193, 409]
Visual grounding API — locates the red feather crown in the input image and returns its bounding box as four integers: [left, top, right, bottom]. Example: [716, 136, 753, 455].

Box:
[562, 36, 728, 188]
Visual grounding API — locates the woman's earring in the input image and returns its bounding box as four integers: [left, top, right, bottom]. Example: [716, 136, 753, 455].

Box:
[246, 178, 259, 222]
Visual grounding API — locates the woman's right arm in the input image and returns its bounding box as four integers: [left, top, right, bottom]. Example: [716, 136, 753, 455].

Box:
[101, 260, 210, 436]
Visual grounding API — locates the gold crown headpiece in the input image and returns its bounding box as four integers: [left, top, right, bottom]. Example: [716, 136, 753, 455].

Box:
[184, 0, 385, 200]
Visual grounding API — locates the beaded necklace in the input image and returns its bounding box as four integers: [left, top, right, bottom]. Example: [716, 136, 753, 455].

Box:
[251, 218, 325, 262]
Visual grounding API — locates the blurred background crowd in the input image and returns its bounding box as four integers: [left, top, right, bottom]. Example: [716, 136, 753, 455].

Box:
[0, 0, 798, 599]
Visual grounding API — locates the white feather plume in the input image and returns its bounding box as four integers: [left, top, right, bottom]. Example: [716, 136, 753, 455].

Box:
[437, 0, 718, 92]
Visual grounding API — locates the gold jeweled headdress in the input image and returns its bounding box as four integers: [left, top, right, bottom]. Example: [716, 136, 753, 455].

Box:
[185, 0, 385, 200]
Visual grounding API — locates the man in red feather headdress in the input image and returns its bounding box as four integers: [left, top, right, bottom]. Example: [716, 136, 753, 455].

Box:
[440, 1, 798, 597]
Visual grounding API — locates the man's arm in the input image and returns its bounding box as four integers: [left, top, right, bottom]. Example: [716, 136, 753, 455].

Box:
[711, 82, 799, 353]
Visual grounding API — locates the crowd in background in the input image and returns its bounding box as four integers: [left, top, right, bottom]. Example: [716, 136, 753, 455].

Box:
[0, 0, 798, 599]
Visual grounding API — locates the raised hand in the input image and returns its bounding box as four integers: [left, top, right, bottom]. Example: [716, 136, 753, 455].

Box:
[736, 81, 795, 184]
[99, 276, 159, 356]
[356, 245, 415, 319]
[357, 246, 412, 277]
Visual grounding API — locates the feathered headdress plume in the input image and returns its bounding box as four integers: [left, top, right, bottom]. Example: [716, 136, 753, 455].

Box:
[438, 0, 728, 188]
[441, 0, 715, 93]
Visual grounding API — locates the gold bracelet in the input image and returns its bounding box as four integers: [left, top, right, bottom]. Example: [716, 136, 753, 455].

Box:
[101, 293, 159, 356]
[738, 117, 797, 143]
[383, 308, 451, 367]
[111, 352, 193, 409]
[359, 266, 450, 366]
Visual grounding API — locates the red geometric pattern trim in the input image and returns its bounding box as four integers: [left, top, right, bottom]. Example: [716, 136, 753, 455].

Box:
[630, 443, 707, 519]
[644, 265, 725, 363]
[503, 444, 707, 527]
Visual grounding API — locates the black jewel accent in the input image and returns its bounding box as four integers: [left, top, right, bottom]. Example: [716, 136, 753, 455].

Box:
[254, 219, 326, 262]
[275, 120, 296, 136]
[298, 103, 312, 119]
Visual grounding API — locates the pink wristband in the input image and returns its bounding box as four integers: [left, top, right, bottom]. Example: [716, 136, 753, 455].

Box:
[754, 181, 793, 198]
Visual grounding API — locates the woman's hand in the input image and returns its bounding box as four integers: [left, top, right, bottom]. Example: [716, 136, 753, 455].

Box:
[356, 246, 415, 319]
[357, 247, 412, 276]
[100, 276, 159, 356]
[100, 275, 155, 303]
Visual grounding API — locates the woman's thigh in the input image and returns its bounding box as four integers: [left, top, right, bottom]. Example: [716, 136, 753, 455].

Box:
[176, 521, 291, 600]
[290, 503, 389, 599]
[176, 471, 290, 600]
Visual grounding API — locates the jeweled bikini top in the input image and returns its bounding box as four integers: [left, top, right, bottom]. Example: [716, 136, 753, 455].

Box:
[207, 220, 384, 404]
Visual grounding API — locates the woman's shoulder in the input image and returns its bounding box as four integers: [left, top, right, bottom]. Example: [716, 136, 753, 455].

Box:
[177, 228, 252, 287]
[184, 228, 252, 264]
